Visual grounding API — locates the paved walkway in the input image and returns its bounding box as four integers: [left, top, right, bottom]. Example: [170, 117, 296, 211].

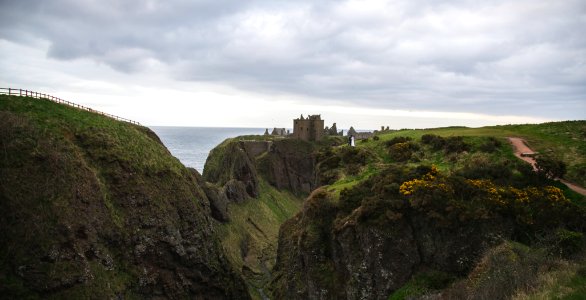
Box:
[508, 137, 586, 196]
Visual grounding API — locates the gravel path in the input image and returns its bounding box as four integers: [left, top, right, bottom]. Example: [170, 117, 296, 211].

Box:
[508, 137, 586, 196]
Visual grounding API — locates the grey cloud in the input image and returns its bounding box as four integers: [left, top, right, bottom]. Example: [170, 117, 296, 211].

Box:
[1, 0, 585, 119]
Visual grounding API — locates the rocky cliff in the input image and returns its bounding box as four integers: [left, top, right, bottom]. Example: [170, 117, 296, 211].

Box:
[269, 135, 586, 299]
[204, 137, 333, 197]
[0, 95, 249, 299]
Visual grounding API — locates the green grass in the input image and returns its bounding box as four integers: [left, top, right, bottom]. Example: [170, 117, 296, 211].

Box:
[367, 122, 586, 186]
[327, 163, 379, 199]
[513, 252, 586, 300]
[1, 95, 249, 298]
[0, 95, 184, 175]
[215, 179, 304, 299]
[388, 271, 453, 300]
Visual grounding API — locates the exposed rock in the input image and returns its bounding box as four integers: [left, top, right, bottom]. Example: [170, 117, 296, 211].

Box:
[257, 139, 318, 195]
[204, 141, 259, 198]
[223, 179, 250, 203]
[0, 101, 250, 299]
[270, 190, 512, 300]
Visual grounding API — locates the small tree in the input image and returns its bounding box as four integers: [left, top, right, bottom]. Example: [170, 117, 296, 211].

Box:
[535, 155, 566, 180]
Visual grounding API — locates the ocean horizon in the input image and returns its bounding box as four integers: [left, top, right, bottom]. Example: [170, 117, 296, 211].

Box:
[150, 126, 374, 173]
[150, 126, 265, 173]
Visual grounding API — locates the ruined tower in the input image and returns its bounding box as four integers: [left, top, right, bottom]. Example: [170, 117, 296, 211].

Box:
[292, 114, 324, 142]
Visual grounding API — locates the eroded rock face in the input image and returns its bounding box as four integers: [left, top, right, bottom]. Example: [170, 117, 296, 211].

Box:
[204, 141, 260, 199]
[257, 139, 318, 195]
[204, 138, 320, 198]
[270, 192, 511, 300]
[0, 109, 249, 299]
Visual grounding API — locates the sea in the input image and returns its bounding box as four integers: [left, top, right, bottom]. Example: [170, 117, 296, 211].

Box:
[150, 126, 265, 173]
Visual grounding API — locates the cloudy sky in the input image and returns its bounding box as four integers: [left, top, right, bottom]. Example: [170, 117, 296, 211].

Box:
[1, 0, 585, 129]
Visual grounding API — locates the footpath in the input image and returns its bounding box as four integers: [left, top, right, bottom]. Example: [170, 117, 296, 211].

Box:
[508, 137, 586, 196]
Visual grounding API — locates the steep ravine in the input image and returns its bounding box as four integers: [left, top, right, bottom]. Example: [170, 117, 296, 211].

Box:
[202, 137, 329, 298]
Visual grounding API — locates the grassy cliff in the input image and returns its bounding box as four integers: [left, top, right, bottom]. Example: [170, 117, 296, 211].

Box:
[0, 95, 249, 299]
[270, 121, 586, 299]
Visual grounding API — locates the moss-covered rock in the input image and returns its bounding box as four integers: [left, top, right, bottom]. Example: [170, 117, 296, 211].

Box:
[0, 96, 249, 299]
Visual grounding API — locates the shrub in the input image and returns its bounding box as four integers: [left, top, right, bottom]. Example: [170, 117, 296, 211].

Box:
[373, 135, 380, 141]
[479, 136, 503, 153]
[551, 229, 584, 257]
[421, 134, 445, 150]
[386, 136, 412, 147]
[345, 163, 361, 176]
[456, 153, 513, 184]
[389, 142, 414, 162]
[444, 136, 470, 153]
[535, 155, 566, 180]
[340, 147, 369, 165]
[339, 186, 366, 214]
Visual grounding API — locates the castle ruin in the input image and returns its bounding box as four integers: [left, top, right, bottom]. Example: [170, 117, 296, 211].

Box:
[292, 114, 324, 141]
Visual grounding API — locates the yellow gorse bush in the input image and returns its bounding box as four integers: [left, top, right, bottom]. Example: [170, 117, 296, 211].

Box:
[400, 165, 568, 208]
[399, 165, 449, 196]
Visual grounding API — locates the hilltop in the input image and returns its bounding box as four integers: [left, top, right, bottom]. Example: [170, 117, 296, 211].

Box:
[265, 121, 586, 299]
[0, 95, 249, 299]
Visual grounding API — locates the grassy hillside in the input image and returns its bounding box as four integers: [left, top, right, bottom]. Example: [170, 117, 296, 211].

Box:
[270, 120, 586, 299]
[0, 95, 249, 299]
[216, 180, 303, 299]
[366, 121, 586, 186]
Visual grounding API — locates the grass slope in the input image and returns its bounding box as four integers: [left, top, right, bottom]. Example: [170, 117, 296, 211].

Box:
[216, 180, 303, 299]
[0, 95, 248, 298]
[367, 121, 586, 186]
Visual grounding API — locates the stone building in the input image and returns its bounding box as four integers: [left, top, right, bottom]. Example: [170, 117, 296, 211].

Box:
[292, 114, 324, 141]
[271, 128, 288, 136]
[324, 122, 344, 136]
[347, 126, 373, 140]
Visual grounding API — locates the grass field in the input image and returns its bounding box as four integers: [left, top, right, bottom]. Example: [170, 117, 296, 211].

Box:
[358, 121, 586, 187]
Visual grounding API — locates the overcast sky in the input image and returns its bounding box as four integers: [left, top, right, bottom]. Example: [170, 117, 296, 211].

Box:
[1, 0, 584, 129]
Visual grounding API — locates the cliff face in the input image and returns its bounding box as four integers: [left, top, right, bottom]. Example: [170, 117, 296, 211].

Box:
[270, 189, 511, 300]
[0, 96, 249, 299]
[204, 138, 322, 197]
[257, 139, 319, 195]
[269, 137, 585, 299]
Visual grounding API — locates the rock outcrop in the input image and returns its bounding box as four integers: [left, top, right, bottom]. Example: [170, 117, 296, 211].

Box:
[205, 138, 322, 197]
[0, 96, 249, 299]
[270, 189, 511, 300]
[203, 140, 260, 200]
[257, 139, 319, 195]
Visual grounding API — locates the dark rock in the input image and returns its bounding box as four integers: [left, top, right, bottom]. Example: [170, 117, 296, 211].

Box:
[257, 139, 318, 195]
[0, 107, 250, 299]
[270, 195, 511, 300]
[191, 167, 230, 222]
[204, 141, 259, 198]
[223, 179, 249, 203]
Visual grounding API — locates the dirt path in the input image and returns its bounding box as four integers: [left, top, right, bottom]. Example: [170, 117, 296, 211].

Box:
[508, 137, 586, 196]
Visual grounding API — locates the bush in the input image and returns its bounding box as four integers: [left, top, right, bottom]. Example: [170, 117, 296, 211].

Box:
[373, 135, 380, 141]
[535, 155, 566, 180]
[456, 153, 513, 184]
[339, 186, 366, 214]
[389, 142, 414, 162]
[421, 134, 445, 150]
[386, 136, 412, 147]
[345, 163, 361, 176]
[479, 136, 503, 153]
[340, 147, 369, 165]
[444, 136, 470, 153]
[551, 229, 584, 257]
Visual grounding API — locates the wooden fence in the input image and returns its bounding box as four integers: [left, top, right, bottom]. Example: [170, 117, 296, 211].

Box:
[0, 88, 141, 125]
